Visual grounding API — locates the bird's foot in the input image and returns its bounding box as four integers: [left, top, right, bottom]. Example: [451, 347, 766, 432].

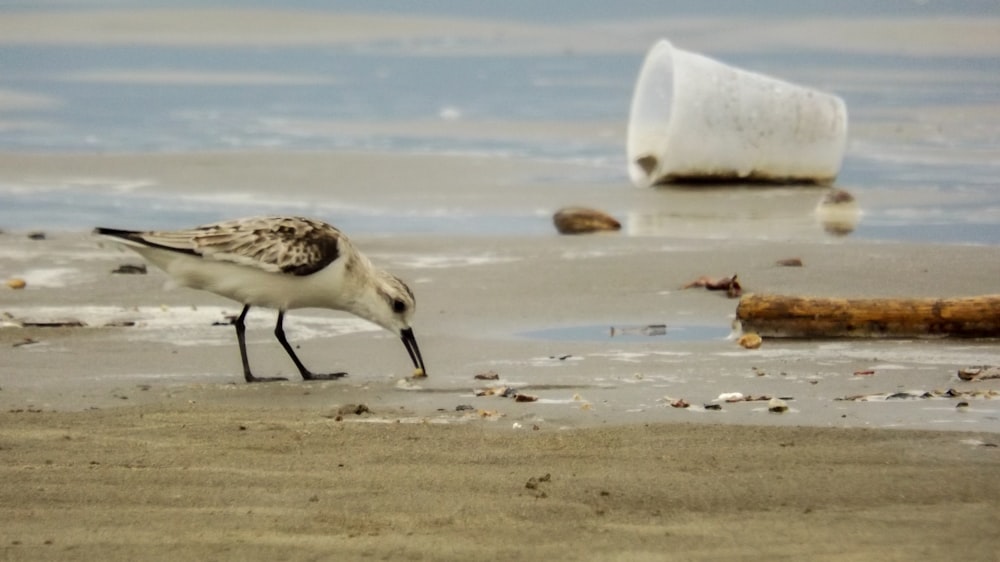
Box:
[301, 371, 348, 381]
[245, 374, 289, 383]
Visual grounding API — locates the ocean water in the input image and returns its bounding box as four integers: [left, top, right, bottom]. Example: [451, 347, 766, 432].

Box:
[1, 45, 632, 155]
[0, 2, 999, 243]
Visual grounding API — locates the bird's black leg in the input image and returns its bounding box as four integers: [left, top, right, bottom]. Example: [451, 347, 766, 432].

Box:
[274, 311, 347, 381]
[235, 305, 287, 383]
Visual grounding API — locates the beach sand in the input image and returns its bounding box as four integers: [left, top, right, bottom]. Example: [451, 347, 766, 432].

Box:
[2, 151, 1000, 560]
[2, 404, 998, 561]
[2, 4, 999, 559]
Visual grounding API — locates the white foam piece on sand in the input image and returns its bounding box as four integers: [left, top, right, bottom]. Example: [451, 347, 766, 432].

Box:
[2, 305, 379, 346]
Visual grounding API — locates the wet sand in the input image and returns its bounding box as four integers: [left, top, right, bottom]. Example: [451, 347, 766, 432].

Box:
[3, 151, 1000, 425]
[2, 150, 1000, 560]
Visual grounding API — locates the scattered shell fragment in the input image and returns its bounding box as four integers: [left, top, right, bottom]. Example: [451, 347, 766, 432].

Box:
[718, 392, 745, 403]
[1, 313, 23, 328]
[957, 366, 1000, 381]
[853, 369, 876, 376]
[738, 333, 762, 349]
[6, 278, 26, 290]
[474, 370, 500, 380]
[835, 388, 1000, 401]
[514, 393, 538, 403]
[111, 264, 147, 275]
[682, 274, 742, 298]
[337, 404, 372, 416]
[775, 258, 803, 267]
[703, 404, 722, 411]
[552, 206, 622, 235]
[670, 398, 690, 409]
[768, 398, 789, 413]
[475, 386, 525, 400]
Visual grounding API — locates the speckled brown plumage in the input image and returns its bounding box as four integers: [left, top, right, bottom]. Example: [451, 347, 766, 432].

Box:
[105, 216, 344, 276]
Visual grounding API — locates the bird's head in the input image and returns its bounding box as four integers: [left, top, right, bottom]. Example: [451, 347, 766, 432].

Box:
[355, 270, 426, 376]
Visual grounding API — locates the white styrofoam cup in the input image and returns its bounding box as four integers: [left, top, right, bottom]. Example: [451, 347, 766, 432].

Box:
[627, 40, 848, 187]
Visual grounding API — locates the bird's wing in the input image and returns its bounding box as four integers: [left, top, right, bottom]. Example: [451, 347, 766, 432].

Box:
[139, 216, 344, 276]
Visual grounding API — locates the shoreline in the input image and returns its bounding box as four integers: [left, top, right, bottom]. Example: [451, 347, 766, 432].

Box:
[2, 151, 999, 434]
[4, 222, 1000, 433]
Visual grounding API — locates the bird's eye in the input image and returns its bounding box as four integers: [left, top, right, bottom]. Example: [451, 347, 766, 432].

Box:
[392, 299, 407, 314]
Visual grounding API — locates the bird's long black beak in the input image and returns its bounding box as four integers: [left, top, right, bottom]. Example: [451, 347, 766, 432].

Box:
[400, 327, 427, 376]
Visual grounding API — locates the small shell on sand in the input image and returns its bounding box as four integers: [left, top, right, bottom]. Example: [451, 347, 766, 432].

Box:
[552, 207, 621, 235]
[738, 333, 762, 349]
[6, 278, 27, 289]
[768, 398, 789, 413]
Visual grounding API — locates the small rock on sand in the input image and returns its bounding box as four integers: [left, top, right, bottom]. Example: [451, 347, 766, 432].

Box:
[552, 207, 621, 235]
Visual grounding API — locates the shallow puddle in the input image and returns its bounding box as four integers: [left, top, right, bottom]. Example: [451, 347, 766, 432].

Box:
[519, 323, 731, 342]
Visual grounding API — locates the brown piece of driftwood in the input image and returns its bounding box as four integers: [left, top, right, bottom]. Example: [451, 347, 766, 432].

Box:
[736, 294, 1000, 338]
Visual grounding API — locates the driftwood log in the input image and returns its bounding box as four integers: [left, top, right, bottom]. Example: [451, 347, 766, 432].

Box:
[736, 294, 1000, 338]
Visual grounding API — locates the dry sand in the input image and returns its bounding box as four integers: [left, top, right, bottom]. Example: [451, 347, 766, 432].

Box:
[2, 151, 1000, 560]
[2, 404, 998, 561]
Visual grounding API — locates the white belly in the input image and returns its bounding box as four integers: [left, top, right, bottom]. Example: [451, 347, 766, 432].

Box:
[134, 246, 347, 311]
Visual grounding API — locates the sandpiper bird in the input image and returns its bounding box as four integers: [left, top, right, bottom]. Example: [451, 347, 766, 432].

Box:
[94, 216, 426, 383]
